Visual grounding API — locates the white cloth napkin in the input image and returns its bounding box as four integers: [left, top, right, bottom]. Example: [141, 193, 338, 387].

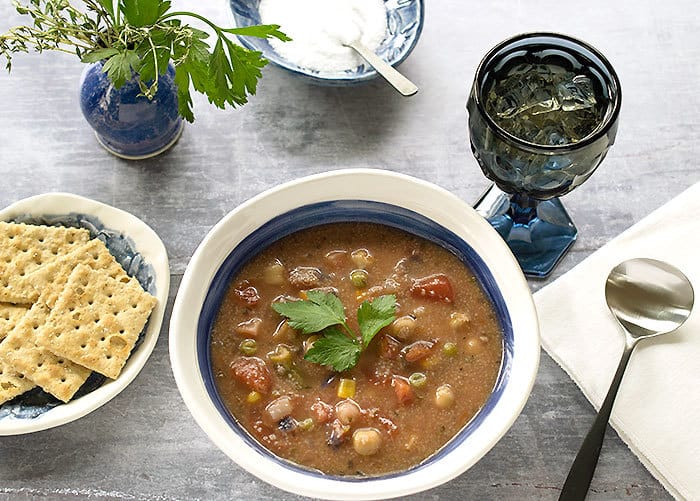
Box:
[535, 182, 700, 500]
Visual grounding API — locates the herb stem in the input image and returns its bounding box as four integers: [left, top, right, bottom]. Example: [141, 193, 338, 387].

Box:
[161, 11, 225, 34]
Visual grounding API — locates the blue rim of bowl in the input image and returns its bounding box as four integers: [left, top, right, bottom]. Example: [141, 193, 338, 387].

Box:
[229, 0, 425, 85]
[196, 200, 514, 480]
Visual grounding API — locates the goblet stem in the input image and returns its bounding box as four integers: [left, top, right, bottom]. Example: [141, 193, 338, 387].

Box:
[510, 193, 538, 225]
[474, 184, 577, 278]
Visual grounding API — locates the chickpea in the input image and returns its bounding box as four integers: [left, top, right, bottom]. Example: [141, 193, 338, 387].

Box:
[335, 399, 362, 425]
[350, 248, 374, 269]
[263, 260, 286, 285]
[435, 384, 455, 409]
[391, 315, 416, 341]
[449, 312, 470, 330]
[465, 336, 487, 355]
[352, 428, 382, 456]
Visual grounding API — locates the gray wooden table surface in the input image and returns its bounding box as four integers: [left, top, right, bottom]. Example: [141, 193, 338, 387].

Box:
[1, 0, 698, 499]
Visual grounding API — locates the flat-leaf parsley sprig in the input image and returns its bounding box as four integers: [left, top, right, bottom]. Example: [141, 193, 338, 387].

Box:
[272, 291, 397, 373]
[0, 0, 291, 122]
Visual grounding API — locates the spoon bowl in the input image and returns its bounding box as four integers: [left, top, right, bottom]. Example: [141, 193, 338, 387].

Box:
[606, 258, 694, 339]
[560, 257, 694, 500]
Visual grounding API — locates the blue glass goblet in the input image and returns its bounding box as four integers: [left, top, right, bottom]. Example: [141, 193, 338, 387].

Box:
[467, 33, 622, 277]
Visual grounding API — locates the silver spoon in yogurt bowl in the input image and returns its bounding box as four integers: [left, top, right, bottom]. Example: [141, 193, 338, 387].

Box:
[559, 258, 694, 500]
[344, 39, 418, 96]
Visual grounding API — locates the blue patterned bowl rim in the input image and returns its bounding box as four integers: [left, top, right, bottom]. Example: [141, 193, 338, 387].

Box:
[169, 168, 540, 500]
[229, 0, 424, 85]
[197, 199, 514, 479]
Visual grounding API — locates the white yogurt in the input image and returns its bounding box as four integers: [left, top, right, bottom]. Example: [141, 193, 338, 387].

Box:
[259, 0, 388, 73]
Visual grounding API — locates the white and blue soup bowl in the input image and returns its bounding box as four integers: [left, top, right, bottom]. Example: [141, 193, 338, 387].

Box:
[229, 0, 424, 86]
[169, 169, 540, 500]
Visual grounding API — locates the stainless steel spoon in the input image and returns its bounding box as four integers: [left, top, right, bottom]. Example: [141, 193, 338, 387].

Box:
[344, 40, 418, 96]
[559, 258, 694, 500]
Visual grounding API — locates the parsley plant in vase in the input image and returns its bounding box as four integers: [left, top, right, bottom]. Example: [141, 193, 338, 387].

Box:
[0, 0, 289, 159]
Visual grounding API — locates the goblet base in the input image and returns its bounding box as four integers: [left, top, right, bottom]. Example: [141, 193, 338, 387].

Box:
[475, 185, 577, 278]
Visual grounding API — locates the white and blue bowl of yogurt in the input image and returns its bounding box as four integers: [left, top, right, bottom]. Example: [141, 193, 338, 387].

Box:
[230, 0, 424, 85]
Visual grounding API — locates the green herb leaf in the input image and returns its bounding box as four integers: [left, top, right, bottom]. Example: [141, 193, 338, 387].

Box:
[271, 290, 346, 335]
[357, 294, 397, 348]
[221, 24, 292, 42]
[207, 38, 232, 107]
[304, 327, 362, 373]
[173, 65, 193, 122]
[81, 47, 119, 63]
[119, 0, 163, 27]
[96, 0, 116, 20]
[273, 290, 397, 371]
[101, 49, 139, 87]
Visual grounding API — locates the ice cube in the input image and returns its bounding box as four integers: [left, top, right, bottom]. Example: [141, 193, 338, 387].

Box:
[557, 75, 597, 112]
[491, 65, 566, 119]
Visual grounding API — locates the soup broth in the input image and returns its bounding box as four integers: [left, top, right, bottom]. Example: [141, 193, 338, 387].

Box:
[210, 222, 503, 476]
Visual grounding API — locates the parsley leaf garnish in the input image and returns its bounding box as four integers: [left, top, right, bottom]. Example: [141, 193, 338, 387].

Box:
[357, 294, 397, 348]
[272, 290, 347, 334]
[273, 291, 396, 372]
[303, 327, 362, 373]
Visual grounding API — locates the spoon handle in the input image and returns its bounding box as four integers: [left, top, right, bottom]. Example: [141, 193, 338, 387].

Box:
[346, 41, 418, 96]
[559, 340, 636, 500]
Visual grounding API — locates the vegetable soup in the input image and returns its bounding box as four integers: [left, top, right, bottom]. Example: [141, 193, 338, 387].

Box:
[210, 222, 503, 476]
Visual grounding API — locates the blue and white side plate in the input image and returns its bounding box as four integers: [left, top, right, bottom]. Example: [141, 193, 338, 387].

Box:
[0, 193, 169, 435]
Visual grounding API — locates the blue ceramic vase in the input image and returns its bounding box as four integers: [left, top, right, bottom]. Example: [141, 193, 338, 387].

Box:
[79, 62, 184, 160]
